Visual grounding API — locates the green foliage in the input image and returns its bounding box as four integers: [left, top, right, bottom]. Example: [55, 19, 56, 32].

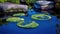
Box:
[0, 0, 7, 3]
[0, 0, 20, 4]
[8, 0, 20, 4]
[26, 0, 36, 4]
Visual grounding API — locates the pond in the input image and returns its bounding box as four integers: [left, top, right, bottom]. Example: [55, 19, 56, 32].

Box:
[0, 9, 58, 34]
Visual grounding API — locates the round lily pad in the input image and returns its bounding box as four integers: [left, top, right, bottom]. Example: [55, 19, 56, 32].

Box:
[17, 21, 39, 28]
[13, 13, 25, 17]
[31, 14, 51, 20]
[6, 17, 24, 22]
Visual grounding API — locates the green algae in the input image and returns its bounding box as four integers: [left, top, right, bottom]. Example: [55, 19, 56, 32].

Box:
[31, 14, 51, 20]
[13, 13, 25, 17]
[17, 21, 39, 28]
[6, 17, 24, 22]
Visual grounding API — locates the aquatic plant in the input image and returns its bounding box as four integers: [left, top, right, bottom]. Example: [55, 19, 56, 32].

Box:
[17, 21, 39, 28]
[13, 13, 25, 17]
[6, 17, 39, 28]
[31, 14, 51, 20]
[6, 17, 24, 22]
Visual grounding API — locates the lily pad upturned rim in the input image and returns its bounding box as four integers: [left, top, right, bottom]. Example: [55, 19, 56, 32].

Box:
[31, 14, 51, 20]
[17, 21, 39, 28]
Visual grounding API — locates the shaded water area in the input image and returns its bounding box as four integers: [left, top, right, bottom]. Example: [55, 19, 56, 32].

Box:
[0, 9, 59, 34]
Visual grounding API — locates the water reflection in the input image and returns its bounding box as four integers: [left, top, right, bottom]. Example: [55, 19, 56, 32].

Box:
[0, 19, 8, 26]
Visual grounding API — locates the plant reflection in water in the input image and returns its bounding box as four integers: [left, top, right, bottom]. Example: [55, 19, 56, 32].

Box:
[0, 19, 8, 26]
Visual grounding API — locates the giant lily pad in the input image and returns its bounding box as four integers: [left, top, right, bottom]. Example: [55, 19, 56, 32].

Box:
[6, 17, 24, 22]
[31, 14, 51, 20]
[13, 13, 25, 17]
[17, 21, 39, 28]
